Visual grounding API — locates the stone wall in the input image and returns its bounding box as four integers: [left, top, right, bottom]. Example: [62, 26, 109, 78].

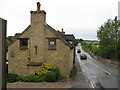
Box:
[8, 10, 74, 76]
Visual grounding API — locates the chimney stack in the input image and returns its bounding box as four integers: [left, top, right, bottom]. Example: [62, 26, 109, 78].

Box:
[37, 2, 41, 11]
[62, 28, 64, 32]
[61, 28, 65, 35]
[30, 2, 46, 25]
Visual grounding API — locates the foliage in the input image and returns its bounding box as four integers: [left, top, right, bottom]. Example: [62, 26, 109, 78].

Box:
[7, 73, 20, 83]
[17, 75, 25, 82]
[44, 71, 56, 82]
[37, 63, 55, 76]
[36, 63, 61, 81]
[7, 73, 44, 83]
[23, 74, 44, 82]
[50, 68, 60, 80]
[69, 65, 77, 78]
[97, 17, 120, 60]
[73, 39, 83, 46]
[6, 36, 13, 45]
[60, 72, 69, 79]
[6, 36, 13, 52]
[82, 17, 120, 61]
[7, 63, 77, 83]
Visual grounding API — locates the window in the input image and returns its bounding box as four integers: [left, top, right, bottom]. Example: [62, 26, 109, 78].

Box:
[47, 38, 57, 50]
[19, 38, 29, 50]
[49, 41, 55, 45]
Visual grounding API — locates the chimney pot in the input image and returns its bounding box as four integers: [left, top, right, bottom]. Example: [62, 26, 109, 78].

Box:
[61, 28, 65, 34]
[37, 2, 41, 11]
[61, 28, 64, 32]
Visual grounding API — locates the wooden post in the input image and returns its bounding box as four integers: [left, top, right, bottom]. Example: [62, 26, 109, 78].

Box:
[0, 18, 7, 90]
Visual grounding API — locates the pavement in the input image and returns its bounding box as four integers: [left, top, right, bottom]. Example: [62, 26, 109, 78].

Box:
[70, 55, 91, 88]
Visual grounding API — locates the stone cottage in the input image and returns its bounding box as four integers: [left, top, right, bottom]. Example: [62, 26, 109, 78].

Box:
[8, 2, 75, 76]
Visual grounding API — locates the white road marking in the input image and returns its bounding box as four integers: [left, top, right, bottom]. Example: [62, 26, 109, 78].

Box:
[85, 70, 96, 88]
[88, 61, 99, 68]
[95, 65, 99, 67]
[101, 69, 112, 75]
[76, 45, 113, 88]
[77, 53, 96, 88]
[87, 58, 112, 75]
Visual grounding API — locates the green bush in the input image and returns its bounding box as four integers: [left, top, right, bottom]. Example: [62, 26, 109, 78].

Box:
[7, 73, 44, 82]
[50, 68, 60, 80]
[44, 71, 56, 82]
[17, 76, 25, 82]
[36, 63, 61, 81]
[36, 63, 53, 76]
[24, 74, 44, 82]
[69, 65, 77, 78]
[7, 73, 20, 83]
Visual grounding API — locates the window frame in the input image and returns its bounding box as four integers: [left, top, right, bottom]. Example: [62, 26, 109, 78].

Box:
[46, 38, 57, 50]
[18, 38, 29, 50]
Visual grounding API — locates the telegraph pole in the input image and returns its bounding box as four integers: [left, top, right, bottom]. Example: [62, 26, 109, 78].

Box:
[0, 18, 7, 90]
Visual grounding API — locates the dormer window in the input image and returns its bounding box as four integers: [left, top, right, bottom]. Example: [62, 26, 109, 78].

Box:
[18, 38, 29, 50]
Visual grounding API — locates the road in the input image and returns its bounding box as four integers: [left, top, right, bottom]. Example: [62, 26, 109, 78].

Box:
[76, 44, 120, 89]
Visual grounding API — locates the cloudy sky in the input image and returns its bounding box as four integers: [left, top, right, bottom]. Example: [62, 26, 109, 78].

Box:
[0, 0, 119, 40]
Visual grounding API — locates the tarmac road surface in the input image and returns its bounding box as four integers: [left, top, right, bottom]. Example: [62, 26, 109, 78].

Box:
[76, 44, 119, 89]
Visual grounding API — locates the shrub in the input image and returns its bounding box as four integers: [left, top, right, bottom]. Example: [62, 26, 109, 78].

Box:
[50, 68, 60, 80]
[36, 63, 61, 81]
[69, 65, 77, 78]
[24, 74, 44, 82]
[7, 73, 44, 82]
[44, 71, 56, 82]
[60, 72, 69, 79]
[7, 73, 20, 83]
[17, 76, 25, 82]
[36, 63, 67, 81]
[37, 66, 48, 76]
[36, 63, 53, 76]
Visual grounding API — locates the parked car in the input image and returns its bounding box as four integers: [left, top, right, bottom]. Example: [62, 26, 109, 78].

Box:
[80, 54, 87, 60]
[77, 49, 81, 53]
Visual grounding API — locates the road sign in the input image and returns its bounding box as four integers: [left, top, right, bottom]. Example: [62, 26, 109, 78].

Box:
[0, 18, 7, 90]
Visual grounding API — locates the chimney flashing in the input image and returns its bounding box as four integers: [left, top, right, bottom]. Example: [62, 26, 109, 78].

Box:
[30, 10, 46, 15]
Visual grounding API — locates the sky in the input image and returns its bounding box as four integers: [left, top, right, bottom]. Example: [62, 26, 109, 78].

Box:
[0, 0, 120, 40]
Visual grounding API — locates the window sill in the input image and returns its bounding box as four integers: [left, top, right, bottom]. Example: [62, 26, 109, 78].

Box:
[48, 48, 56, 50]
[20, 47, 28, 50]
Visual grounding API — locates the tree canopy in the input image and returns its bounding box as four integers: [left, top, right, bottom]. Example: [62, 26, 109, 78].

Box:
[97, 17, 120, 61]
[6, 36, 13, 45]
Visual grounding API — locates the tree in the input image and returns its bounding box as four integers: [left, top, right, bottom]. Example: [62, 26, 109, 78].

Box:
[7, 36, 13, 45]
[117, 27, 120, 61]
[73, 39, 83, 46]
[97, 17, 120, 60]
[6, 36, 13, 52]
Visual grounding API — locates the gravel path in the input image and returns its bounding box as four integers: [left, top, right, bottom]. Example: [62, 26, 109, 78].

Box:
[7, 80, 71, 88]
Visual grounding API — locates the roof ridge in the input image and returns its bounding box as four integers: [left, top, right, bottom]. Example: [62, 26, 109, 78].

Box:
[46, 24, 74, 48]
[8, 25, 31, 46]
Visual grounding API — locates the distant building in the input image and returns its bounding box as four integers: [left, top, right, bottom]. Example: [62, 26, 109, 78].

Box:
[8, 2, 75, 76]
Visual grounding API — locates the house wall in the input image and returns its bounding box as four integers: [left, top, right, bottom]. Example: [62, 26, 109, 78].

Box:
[8, 39, 29, 75]
[44, 27, 73, 74]
[8, 11, 74, 76]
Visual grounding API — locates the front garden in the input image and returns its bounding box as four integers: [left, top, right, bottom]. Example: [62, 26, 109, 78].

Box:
[7, 63, 77, 83]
